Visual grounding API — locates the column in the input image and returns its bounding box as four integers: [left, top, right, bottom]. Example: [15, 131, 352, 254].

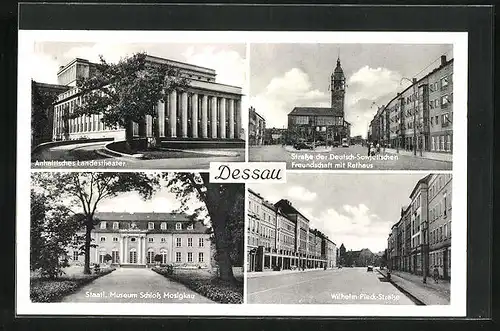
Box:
[158, 100, 165, 137]
[228, 99, 235, 139]
[120, 236, 124, 264]
[211, 96, 217, 139]
[124, 236, 128, 263]
[181, 92, 188, 138]
[235, 99, 242, 139]
[169, 90, 177, 138]
[191, 93, 198, 138]
[95, 244, 99, 263]
[146, 115, 153, 137]
[201, 95, 208, 138]
[219, 98, 226, 138]
[137, 236, 141, 264]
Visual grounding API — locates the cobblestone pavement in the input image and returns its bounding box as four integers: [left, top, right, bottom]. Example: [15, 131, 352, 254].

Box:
[60, 267, 215, 303]
[249, 145, 452, 170]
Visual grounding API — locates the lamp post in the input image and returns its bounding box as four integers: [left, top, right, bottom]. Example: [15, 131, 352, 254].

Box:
[401, 77, 418, 156]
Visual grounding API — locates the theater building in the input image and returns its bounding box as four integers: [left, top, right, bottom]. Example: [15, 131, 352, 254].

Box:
[51, 56, 244, 143]
[68, 212, 212, 268]
[286, 57, 351, 145]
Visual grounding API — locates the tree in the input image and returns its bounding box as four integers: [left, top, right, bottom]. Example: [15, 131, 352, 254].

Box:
[164, 173, 244, 283]
[381, 249, 388, 268]
[72, 52, 189, 150]
[31, 172, 160, 274]
[30, 190, 82, 278]
[31, 80, 60, 146]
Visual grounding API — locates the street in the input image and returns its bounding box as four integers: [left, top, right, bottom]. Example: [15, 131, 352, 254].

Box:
[31, 141, 245, 169]
[249, 145, 452, 170]
[247, 267, 416, 305]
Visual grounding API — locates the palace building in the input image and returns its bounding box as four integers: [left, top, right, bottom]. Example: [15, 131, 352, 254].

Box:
[287, 57, 351, 144]
[50, 56, 244, 143]
[68, 212, 212, 268]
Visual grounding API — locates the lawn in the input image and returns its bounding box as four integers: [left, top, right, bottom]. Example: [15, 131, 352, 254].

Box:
[152, 267, 243, 304]
[30, 266, 115, 302]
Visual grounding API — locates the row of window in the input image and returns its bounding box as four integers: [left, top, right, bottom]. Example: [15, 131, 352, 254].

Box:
[429, 195, 451, 222]
[430, 220, 452, 245]
[100, 221, 193, 231]
[430, 249, 451, 270]
[429, 175, 452, 199]
[97, 236, 204, 247]
[431, 135, 452, 152]
[85, 250, 206, 264]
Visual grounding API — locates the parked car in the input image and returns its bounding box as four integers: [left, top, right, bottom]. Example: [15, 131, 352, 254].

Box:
[294, 141, 314, 150]
[331, 141, 340, 148]
[367, 265, 374, 272]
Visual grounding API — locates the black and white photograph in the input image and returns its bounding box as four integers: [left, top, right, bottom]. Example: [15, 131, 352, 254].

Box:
[246, 173, 453, 305]
[30, 41, 246, 169]
[29, 172, 244, 304]
[248, 44, 454, 170]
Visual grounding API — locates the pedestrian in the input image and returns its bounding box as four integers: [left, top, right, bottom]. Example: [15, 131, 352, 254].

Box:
[433, 266, 439, 284]
[376, 142, 380, 154]
[367, 142, 371, 156]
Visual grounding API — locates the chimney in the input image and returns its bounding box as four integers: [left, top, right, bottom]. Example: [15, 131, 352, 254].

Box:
[412, 78, 417, 84]
[441, 55, 447, 66]
[59, 65, 65, 70]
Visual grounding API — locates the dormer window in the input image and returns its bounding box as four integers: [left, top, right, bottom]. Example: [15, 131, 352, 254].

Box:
[176, 223, 182, 230]
[148, 222, 154, 230]
[187, 224, 194, 230]
[160, 222, 167, 230]
[100, 222, 107, 229]
[112, 222, 119, 230]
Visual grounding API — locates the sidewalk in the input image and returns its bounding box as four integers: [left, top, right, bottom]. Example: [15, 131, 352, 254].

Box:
[377, 269, 450, 305]
[384, 148, 452, 163]
[247, 267, 332, 279]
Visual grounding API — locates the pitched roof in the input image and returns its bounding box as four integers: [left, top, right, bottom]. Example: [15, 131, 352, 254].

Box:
[288, 107, 343, 117]
[93, 212, 190, 222]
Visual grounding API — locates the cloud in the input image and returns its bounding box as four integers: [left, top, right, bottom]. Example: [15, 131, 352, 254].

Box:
[30, 52, 60, 84]
[182, 46, 245, 88]
[62, 43, 135, 65]
[345, 66, 403, 137]
[250, 68, 329, 128]
[287, 186, 317, 202]
[307, 203, 392, 252]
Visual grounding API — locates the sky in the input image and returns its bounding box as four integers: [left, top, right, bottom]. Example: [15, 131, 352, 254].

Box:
[250, 44, 453, 138]
[31, 42, 248, 127]
[248, 173, 429, 253]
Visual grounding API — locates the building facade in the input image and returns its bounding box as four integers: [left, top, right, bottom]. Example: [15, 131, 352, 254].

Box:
[287, 57, 351, 145]
[247, 190, 337, 272]
[249, 107, 266, 145]
[387, 174, 452, 280]
[369, 55, 453, 154]
[50, 56, 244, 142]
[68, 212, 212, 268]
[264, 127, 287, 145]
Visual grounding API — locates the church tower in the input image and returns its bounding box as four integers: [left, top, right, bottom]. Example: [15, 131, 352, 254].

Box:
[330, 56, 346, 116]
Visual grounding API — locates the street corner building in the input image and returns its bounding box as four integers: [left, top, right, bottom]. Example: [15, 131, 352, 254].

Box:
[248, 106, 266, 146]
[247, 189, 337, 272]
[387, 174, 452, 280]
[67, 212, 213, 269]
[286, 57, 351, 145]
[368, 55, 453, 155]
[32, 55, 245, 149]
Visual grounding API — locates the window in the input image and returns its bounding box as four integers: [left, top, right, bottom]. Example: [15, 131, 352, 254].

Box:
[176, 238, 181, 247]
[73, 251, 79, 261]
[100, 236, 106, 242]
[112, 250, 119, 264]
[443, 193, 448, 217]
[100, 222, 107, 229]
[441, 76, 449, 88]
[176, 252, 182, 262]
[187, 224, 194, 230]
[188, 238, 193, 247]
[161, 237, 166, 243]
[435, 116, 439, 125]
[199, 238, 204, 247]
[160, 249, 168, 264]
[129, 249, 137, 263]
[113, 237, 118, 242]
[187, 252, 193, 262]
[148, 222, 154, 230]
[131, 237, 136, 242]
[432, 137, 436, 151]
[198, 252, 204, 263]
[147, 250, 154, 264]
[176, 223, 182, 230]
[160, 222, 167, 230]
[440, 136, 445, 151]
[444, 224, 448, 239]
[148, 238, 154, 243]
[113, 222, 119, 230]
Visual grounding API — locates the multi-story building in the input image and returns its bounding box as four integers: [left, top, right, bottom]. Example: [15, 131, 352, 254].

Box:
[50, 56, 244, 142]
[249, 107, 266, 145]
[428, 174, 452, 280]
[264, 127, 287, 145]
[246, 191, 336, 272]
[287, 57, 351, 145]
[387, 174, 451, 280]
[68, 212, 212, 268]
[369, 54, 453, 154]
